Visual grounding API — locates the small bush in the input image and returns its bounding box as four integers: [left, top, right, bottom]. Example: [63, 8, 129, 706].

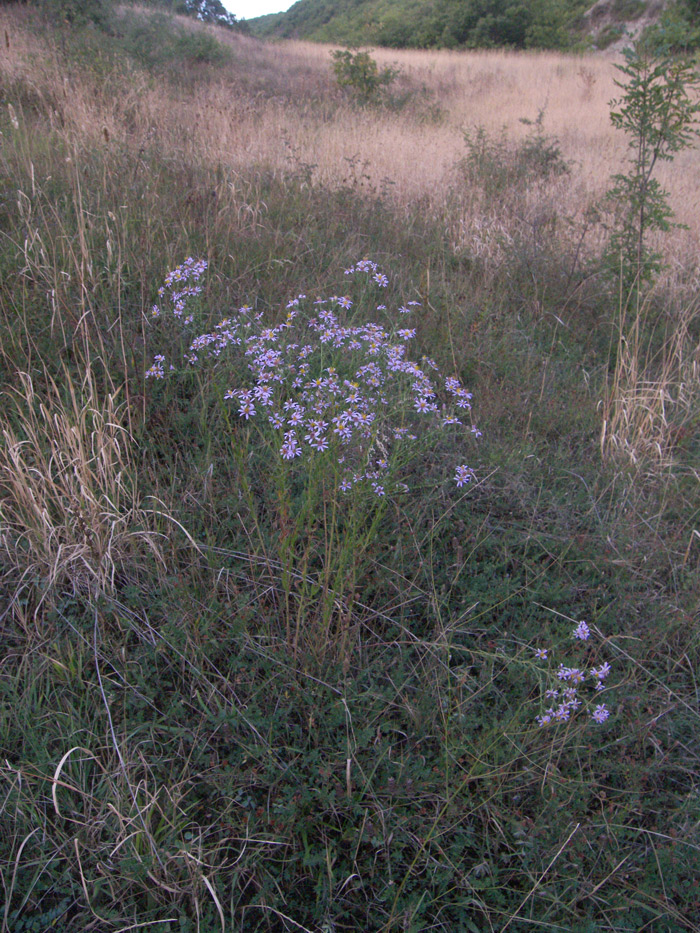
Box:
[460, 112, 569, 198]
[117, 10, 230, 72]
[330, 48, 400, 104]
[43, 0, 112, 29]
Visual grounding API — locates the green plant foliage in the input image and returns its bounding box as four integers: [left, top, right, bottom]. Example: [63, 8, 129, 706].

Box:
[460, 113, 570, 197]
[330, 47, 400, 103]
[642, 0, 700, 54]
[42, 0, 112, 28]
[605, 41, 700, 292]
[135, 0, 242, 30]
[252, 0, 590, 50]
[179, 0, 239, 28]
[116, 9, 231, 71]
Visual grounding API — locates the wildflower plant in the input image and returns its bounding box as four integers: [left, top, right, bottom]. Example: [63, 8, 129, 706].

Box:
[145, 256, 208, 379]
[147, 257, 479, 497]
[530, 613, 614, 728]
[146, 257, 480, 658]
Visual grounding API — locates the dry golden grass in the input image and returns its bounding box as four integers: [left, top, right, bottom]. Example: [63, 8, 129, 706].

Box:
[0, 367, 165, 621]
[3, 5, 698, 257]
[601, 286, 700, 466]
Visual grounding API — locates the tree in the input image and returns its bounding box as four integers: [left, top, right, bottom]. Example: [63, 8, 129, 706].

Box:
[606, 41, 700, 292]
[182, 0, 238, 28]
[146, 0, 240, 29]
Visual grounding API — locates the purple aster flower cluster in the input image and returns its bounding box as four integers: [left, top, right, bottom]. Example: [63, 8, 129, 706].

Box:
[344, 259, 389, 288]
[145, 354, 166, 380]
[146, 259, 480, 496]
[148, 257, 208, 327]
[532, 619, 613, 727]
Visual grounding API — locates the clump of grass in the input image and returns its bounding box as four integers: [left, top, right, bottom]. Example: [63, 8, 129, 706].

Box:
[459, 112, 570, 200]
[0, 367, 164, 622]
[601, 287, 700, 466]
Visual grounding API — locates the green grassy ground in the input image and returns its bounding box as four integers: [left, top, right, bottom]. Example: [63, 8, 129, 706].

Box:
[1, 10, 699, 932]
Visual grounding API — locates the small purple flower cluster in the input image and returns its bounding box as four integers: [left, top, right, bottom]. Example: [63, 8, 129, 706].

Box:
[145, 354, 166, 380]
[344, 259, 389, 289]
[146, 259, 481, 496]
[149, 257, 208, 325]
[533, 620, 612, 727]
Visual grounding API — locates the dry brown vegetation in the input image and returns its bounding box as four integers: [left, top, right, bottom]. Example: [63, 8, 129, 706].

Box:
[3, 6, 699, 253]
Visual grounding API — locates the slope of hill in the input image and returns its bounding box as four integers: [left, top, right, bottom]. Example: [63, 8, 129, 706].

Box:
[246, 0, 678, 49]
[248, 0, 586, 48]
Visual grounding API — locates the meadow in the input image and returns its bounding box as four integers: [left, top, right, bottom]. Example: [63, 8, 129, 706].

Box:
[1, 5, 699, 931]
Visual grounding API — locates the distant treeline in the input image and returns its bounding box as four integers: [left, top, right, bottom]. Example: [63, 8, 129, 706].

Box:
[2, 0, 697, 51]
[250, 0, 700, 52]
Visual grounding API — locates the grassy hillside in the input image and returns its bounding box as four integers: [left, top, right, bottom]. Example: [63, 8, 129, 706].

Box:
[1, 6, 700, 931]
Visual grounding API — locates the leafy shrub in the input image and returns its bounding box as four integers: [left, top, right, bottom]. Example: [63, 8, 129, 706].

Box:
[42, 0, 112, 29]
[642, 0, 700, 54]
[460, 112, 569, 197]
[330, 48, 400, 104]
[612, 0, 647, 19]
[605, 41, 700, 291]
[117, 10, 231, 72]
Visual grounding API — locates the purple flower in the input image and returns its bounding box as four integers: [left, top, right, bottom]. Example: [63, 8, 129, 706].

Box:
[147, 257, 481, 497]
[307, 435, 329, 452]
[454, 464, 475, 488]
[238, 400, 256, 420]
[280, 431, 301, 460]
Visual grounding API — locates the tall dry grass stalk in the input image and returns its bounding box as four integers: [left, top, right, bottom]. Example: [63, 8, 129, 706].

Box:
[601, 288, 700, 467]
[0, 368, 164, 620]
